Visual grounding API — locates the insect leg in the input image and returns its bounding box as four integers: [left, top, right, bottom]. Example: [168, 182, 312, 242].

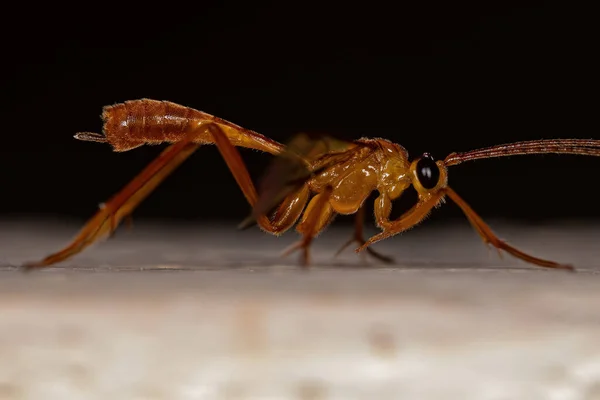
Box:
[22, 128, 206, 270]
[444, 187, 574, 270]
[207, 124, 309, 235]
[281, 187, 335, 266]
[334, 204, 394, 263]
[356, 192, 446, 252]
[209, 123, 343, 265]
[265, 185, 311, 233]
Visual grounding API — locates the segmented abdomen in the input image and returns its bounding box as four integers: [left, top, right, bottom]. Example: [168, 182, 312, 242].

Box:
[101, 99, 209, 151]
[99, 98, 284, 155]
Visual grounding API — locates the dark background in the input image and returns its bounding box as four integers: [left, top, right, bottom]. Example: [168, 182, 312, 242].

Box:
[1, 2, 597, 227]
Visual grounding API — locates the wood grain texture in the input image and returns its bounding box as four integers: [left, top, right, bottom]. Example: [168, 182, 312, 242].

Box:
[1, 219, 600, 399]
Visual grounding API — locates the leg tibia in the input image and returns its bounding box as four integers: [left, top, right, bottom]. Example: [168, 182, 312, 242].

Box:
[282, 187, 335, 266]
[258, 185, 310, 235]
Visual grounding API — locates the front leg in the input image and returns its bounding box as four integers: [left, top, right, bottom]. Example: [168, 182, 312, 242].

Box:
[359, 189, 574, 271]
[356, 192, 446, 253]
[443, 187, 573, 270]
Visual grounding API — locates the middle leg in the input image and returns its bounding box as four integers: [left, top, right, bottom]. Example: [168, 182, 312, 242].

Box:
[334, 204, 394, 263]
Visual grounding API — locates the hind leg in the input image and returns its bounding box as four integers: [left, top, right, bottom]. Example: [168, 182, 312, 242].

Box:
[281, 186, 335, 267]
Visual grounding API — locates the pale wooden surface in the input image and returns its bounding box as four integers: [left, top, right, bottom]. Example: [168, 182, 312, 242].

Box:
[1, 219, 600, 400]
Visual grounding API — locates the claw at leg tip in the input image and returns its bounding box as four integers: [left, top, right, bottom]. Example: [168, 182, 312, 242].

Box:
[20, 262, 41, 273]
[563, 264, 576, 272]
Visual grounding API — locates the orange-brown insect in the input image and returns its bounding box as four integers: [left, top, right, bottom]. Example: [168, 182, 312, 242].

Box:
[22, 99, 600, 271]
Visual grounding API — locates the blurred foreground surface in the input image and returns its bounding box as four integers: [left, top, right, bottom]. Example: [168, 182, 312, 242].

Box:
[1, 219, 600, 400]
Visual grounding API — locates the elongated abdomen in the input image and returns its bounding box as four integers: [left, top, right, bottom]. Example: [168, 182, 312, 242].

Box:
[94, 99, 283, 154]
[98, 99, 196, 151]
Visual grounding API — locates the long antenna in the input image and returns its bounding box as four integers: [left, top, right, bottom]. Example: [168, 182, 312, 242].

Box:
[444, 139, 600, 166]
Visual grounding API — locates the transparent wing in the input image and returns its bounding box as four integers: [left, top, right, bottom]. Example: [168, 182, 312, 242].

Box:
[239, 132, 358, 228]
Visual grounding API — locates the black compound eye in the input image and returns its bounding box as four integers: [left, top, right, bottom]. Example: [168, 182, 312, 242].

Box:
[416, 153, 440, 190]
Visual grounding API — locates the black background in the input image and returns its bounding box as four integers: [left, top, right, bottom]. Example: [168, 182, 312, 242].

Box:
[2, 2, 597, 227]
